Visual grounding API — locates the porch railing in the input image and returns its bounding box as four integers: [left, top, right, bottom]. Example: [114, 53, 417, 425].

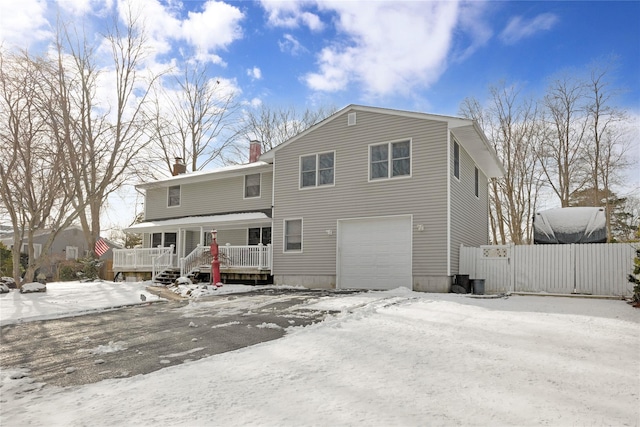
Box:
[221, 244, 272, 270]
[179, 244, 272, 277]
[113, 246, 175, 271]
[152, 247, 175, 281]
[180, 244, 210, 277]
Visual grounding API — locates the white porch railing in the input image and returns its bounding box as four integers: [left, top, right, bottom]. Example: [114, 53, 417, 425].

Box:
[113, 246, 175, 271]
[179, 244, 272, 277]
[180, 244, 210, 277]
[115, 244, 272, 277]
[221, 244, 272, 270]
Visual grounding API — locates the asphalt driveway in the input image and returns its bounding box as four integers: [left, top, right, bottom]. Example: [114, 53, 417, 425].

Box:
[0, 288, 355, 388]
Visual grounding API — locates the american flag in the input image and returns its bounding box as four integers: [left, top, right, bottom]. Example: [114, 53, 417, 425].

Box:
[94, 238, 109, 257]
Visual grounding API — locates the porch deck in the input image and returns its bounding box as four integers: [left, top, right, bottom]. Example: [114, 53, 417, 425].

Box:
[112, 244, 272, 281]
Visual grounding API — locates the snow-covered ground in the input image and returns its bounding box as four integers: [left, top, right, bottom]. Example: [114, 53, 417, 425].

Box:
[1, 282, 639, 426]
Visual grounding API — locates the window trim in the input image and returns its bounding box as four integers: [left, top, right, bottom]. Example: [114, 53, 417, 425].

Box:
[474, 166, 479, 198]
[167, 185, 181, 208]
[244, 173, 262, 199]
[66, 246, 79, 260]
[283, 218, 303, 253]
[453, 140, 460, 180]
[247, 226, 272, 245]
[368, 138, 412, 182]
[299, 151, 336, 190]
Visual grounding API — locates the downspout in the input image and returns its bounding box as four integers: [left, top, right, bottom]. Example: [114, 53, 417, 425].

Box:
[446, 131, 451, 277]
[271, 158, 276, 274]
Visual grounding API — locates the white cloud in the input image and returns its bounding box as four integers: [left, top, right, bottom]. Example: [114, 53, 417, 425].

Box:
[304, 1, 460, 96]
[0, 0, 52, 48]
[181, 0, 244, 62]
[260, 0, 324, 31]
[279, 34, 307, 56]
[247, 67, 262, 80]
[500, 13, 559, 45]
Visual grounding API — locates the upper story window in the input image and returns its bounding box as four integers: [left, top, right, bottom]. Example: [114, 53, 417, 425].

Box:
[474, 166, 479, 197]
[370, 140, 411, 180]
[300, 152, 334, 188]
[453, 140, 460, 179]
[245, 173, 261, 198]
[168, 185, 181, 207]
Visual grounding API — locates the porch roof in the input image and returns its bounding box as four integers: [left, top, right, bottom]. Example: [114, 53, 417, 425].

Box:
[125, 212, 271, 233]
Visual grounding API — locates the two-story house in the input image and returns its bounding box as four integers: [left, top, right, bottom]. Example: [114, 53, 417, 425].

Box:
[115, 105, 504, 292]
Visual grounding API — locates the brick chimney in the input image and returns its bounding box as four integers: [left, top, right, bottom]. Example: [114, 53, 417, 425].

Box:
[172, 157, 186, 176]
[249, 140, 262, 163]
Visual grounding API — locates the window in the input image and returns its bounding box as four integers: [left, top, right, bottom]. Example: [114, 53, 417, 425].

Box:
[66, 246, 79, 260]
[474, 167, 479, 197]
[248, 227, 272, 245]
[453, 141, 460, 179]
[152, 233, 162, 247]
[164, 233, 177, 253]
[370, 140, 410, 180]
[300, 152, 334, 188]
[20, 243, 42, 258]
[168, 185, 181, 207]
[284, 219, 302, 252]
[244, 173, 261, 198]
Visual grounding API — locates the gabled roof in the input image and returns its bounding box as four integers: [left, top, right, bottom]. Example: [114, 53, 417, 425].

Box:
[260, 104, 505, 178]
[136, 161, 273, 190]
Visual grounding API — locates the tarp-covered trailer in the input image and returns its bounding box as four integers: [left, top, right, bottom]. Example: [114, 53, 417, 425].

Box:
[533, 207, 607, 244]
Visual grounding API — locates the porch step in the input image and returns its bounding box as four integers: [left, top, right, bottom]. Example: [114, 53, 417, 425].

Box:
[153, 268, 181, 285]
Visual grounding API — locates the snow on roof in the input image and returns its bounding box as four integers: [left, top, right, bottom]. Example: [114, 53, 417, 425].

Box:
[136, 161, 272, 190]
[534, 207, 607, 244]
[125, 212, 271, 233]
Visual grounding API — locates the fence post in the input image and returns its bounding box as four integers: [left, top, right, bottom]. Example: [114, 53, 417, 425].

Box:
[258, 243, 264, 269]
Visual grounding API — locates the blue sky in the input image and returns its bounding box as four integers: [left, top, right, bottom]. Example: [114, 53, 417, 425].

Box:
[1, 0, 638, 116]
[1, 0, 638, 229]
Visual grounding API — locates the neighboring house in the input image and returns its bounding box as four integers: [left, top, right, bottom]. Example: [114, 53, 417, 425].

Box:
[115, 105, 504, 291]
[0, 226, 117, 279]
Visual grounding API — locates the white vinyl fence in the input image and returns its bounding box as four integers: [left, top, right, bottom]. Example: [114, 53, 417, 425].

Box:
[459, 243, 637, 296]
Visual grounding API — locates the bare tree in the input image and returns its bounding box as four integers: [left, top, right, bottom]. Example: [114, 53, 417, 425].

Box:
[538, 74, 589, 207]
[0, 50, 78, 283]
[146, 63, 240, 175]
[583, 59, 632, 240]
[460, 83, 544, 244]
[231, 104, 336, 162]
[53, 9, 160, 256]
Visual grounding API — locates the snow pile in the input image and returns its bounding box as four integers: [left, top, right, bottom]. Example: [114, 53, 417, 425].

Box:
[1, 291, 638, 426]
[0, 283, 9, 293]
[20, 282, 46, 293]
[0, 281, 163, 326]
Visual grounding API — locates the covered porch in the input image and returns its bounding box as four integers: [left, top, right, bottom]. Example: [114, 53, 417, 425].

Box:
[113, 212, 273, 283]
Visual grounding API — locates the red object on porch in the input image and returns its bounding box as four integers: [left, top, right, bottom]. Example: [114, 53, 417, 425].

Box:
[210, 230, 222, 287]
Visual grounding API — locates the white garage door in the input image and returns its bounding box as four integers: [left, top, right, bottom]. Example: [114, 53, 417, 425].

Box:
[337, 215, 412, 290]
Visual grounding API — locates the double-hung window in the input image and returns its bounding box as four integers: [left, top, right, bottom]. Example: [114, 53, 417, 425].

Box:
[474, 167, 479, 197]
[284, 219, 302, 252]
[370, 140, 411, 180]
[453, 141, 460, 179]
[168, 185, 181, 207]
[300, 152, 334, 188]
[245, 173, 261, 198]
[248, 227, 272, 245]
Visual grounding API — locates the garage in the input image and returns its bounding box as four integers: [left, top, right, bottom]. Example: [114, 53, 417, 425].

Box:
[337, 215, 412, 290]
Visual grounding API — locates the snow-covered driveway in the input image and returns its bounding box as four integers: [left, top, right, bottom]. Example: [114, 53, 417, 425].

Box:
[1, 286, 638, 426]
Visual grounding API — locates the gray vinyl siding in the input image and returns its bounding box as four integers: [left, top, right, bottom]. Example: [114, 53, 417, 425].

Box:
[144, 171, 273, 220]
[272, 109, 449, 278]
[449, 137, 489, 274]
